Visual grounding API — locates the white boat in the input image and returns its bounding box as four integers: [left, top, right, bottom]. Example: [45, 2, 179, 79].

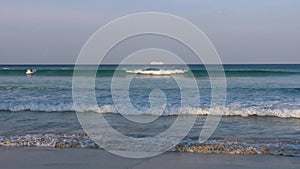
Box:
[150, 61, 165, 65]
[26, 69, 36, 75]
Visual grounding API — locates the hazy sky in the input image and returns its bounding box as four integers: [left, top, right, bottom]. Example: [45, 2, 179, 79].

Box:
[1, 0, 299, 64]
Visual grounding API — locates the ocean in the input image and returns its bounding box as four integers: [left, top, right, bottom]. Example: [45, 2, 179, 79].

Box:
[0, 64, 300, 156]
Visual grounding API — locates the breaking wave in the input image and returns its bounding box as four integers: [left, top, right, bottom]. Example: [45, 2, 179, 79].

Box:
[124, 69, 188, 75]
[1, 104, 300, 118]
[1, 134, 299, 156]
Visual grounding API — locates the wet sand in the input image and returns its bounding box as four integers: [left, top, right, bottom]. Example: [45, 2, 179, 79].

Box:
[0, 148, 299, 169]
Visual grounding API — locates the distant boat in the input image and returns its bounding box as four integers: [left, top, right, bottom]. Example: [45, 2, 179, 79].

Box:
[26, 69, 36, 75]
[150, 61, 165, 65]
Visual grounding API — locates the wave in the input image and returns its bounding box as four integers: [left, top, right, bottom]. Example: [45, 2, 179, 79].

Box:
[0, 65, 300, 77]
[1, 104, 300, 118]
[0, 134, 299, 156]
[124, 69, 188, 75]
[176, 138, 300, 156]
[0, 103, 75, 112]
[1, 67, 299, 77]
[0, 133, 98, 148]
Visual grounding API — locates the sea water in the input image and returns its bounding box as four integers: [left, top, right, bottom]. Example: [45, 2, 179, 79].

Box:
[0, 64, 299, 156]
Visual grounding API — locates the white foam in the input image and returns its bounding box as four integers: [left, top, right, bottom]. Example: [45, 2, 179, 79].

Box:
[167, 106, 300, 118]
[2, 103, 74, 112]
[125, 69, 188, 75]
[91, 106, 300, 118]
[1, 134, 299, 156]
[1, 104, 300, 118]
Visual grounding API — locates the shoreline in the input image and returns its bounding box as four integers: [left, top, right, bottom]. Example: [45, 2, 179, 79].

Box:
[0, 147, 299, 169]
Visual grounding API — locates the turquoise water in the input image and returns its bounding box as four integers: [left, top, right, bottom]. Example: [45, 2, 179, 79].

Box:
[0, 64, 300, 156]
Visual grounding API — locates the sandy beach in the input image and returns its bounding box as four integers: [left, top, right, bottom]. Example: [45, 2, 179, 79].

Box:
[0, 148, 299, 169]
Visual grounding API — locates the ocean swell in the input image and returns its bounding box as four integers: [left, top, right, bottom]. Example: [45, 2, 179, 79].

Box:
[1, 104, 300, 118]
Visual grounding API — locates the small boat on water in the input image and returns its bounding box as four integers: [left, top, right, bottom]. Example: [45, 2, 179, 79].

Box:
[26, 69, 36, 75]
[150, 61, 165, 65]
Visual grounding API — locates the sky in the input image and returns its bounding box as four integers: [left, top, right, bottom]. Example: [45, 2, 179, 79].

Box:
[0, 0, 299, 64]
